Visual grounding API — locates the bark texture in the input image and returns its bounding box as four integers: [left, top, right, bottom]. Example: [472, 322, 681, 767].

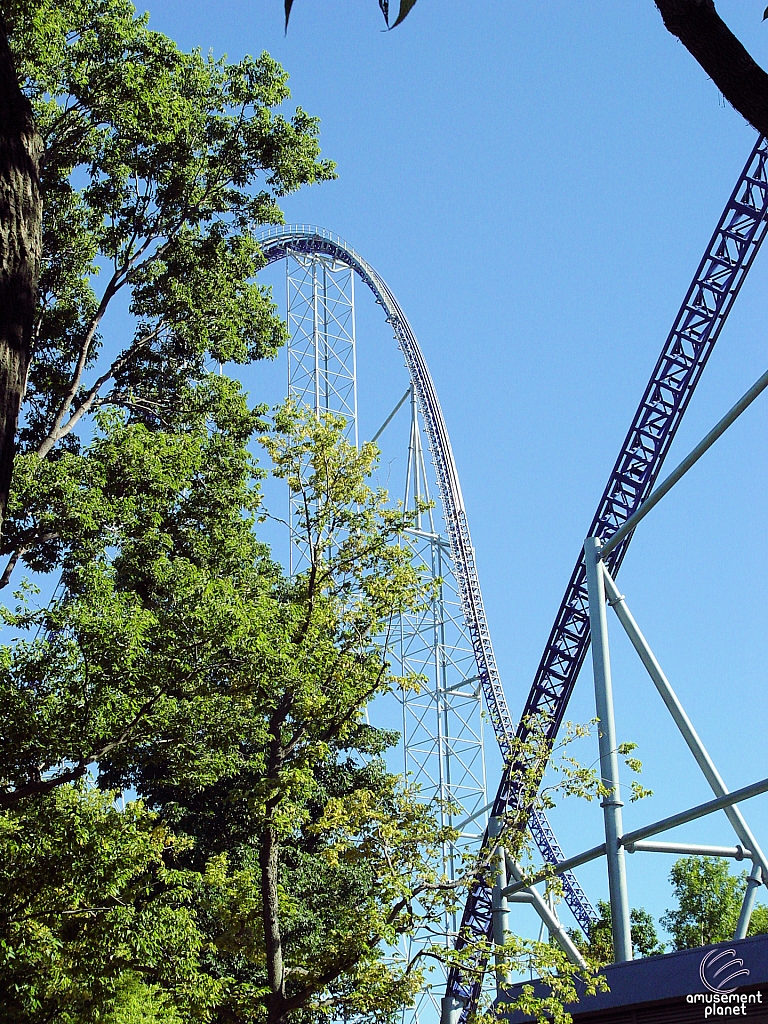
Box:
[260, 819, 287, 1024]
[655, 0, 768, 137]
[0, 16, 41, 537]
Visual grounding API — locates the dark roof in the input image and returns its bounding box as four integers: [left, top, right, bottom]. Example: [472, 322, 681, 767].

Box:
[499, 932, 768, 1023]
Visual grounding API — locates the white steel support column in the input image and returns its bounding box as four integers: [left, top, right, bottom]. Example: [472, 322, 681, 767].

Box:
[584, 537, 633, 963]
[440, 996, 465, 1024]
[601, 566, 768, 885]
[397, 388, 488, 897]
[489, 817, 510, 995]
[390, 384, 488, 1021]
[282, 258, 489, 1022]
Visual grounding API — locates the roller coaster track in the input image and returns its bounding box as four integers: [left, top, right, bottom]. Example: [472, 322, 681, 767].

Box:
[257, 223, 595, 927]
[446, 132, 768, 1018]
[259, 130, 768, 1018]
[258, 226, 521, 749]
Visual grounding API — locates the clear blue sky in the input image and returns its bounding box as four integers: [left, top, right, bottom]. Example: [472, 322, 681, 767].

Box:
[145, 0, 768, 941]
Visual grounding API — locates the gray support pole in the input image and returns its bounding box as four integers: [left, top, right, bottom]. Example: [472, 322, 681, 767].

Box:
[440, 996, 465, 1024]
[585, 537, 633, 963]
[489, 817, 511, 994]
[735, 863, 762, 940]
[504, 855, 587, 969]
[737, 860, 761, 937]
[601, 566, 768, 885]
[625, 840, 751, 859]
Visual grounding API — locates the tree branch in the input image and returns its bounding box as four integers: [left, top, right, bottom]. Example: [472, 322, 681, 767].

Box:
[0, 544, 26, 588]
[0, 685, 168, 808]
[655, 0, 768, 136]
[36, 275, 120, 458]
[0, 529, 57, 589]
[39, 324, 164, 450]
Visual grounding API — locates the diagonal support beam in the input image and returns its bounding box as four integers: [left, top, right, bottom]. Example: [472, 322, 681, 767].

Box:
[585, 538, 633, 963]
[372, 387, 410, 443]
[504, 854, 587, 969]
[502, 773, 768, 899]
[601, 563, 768, 885]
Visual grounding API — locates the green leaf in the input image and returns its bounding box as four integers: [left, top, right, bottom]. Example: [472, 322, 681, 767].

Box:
[390, 0, 419, 28]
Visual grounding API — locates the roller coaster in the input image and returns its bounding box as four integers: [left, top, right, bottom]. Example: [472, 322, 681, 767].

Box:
[258, 130, 768, 1022]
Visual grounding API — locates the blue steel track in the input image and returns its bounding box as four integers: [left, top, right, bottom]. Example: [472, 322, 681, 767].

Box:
[259, 130, 768, 1022]
[448, 133, 768, 1018]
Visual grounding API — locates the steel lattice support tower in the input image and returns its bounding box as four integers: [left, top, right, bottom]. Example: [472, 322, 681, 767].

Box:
[283, 251, 488, 1016]
[395, 396, 488, 1023]
[286, 250, 358, 574]
[398, 389, 487, 918]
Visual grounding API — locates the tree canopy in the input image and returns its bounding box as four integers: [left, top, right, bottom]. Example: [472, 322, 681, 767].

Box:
[0, 3, 611, 1021]
[570, 900, 666, 965]
[662, 856, 768, 950]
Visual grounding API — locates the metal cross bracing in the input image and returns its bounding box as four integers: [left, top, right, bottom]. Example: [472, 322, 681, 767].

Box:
[285, 250, 357, 574]
[444, 131, 768, 1021]
[397, 386, 488, 891]
[259, 226, 598, 1008]
[267, 232, 496, 996]
[393, 388, 488, 1023]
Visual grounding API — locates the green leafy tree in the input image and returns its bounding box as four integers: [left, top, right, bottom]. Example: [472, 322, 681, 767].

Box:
[0, 0, 333, 805]
[0, 4, 609, 1020]
[0, 398, 605, 1022]
[0, 786, 218, 1018]
[662, 856, 768, 950]
[0, 0, 334, 540]
[570, 899, 665, 966]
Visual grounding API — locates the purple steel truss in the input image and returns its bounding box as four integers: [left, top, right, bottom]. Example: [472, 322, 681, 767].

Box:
[446, 133, 768, 1018]
[257, 130, 768, 1017]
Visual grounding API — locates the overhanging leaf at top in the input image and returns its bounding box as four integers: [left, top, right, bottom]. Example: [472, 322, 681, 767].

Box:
[284, 0, 418, 30]
[390, 0, 418, 28]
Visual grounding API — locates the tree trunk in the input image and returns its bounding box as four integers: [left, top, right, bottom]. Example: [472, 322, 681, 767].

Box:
[0, 16, 41, 538]
[260, 819, 287, 1024]
[655, 0, 768, 138]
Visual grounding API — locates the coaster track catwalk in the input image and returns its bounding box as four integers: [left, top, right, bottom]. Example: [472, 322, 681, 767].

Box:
[259, 129, 768, 1019]
[445, 132, 768, 1019]
[257, 223, 595, 928]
